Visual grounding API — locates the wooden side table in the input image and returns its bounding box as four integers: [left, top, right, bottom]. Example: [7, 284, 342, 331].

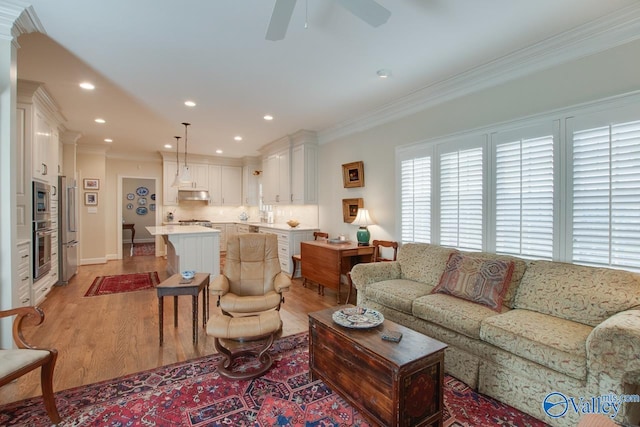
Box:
[157, 273, 210, 345]
[122, 223, 135, 245]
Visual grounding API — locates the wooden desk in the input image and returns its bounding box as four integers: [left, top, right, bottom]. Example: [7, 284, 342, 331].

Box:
[301, 241, 374, 303]
[156, 273, 210, 345]
[122, 223, 135, 245]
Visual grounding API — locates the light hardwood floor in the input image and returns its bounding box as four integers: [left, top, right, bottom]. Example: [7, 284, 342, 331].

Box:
[0, 251, 344, 405]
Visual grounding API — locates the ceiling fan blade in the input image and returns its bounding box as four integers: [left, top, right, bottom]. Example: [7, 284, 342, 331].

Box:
[266, 0, 297, 41]
[335, 0, 391, 27]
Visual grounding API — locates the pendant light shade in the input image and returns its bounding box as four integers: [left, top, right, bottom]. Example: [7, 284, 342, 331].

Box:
[178, 122, 192, 185]
[171, 136, 182, 187]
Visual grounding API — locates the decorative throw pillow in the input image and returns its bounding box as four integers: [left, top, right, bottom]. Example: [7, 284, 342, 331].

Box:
[431, 252, 514, 311]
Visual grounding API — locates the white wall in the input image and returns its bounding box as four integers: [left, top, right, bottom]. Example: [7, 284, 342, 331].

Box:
[318, 38, 640, 242]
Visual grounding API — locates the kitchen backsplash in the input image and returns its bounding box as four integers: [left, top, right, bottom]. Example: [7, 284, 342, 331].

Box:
[164, 204, 318, 227]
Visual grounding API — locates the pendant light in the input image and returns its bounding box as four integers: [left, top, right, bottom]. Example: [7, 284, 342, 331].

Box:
[171, 136, 182, 187]
[178, 122, 192, 185]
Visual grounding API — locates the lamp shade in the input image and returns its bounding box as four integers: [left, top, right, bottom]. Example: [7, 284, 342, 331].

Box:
[353, 208, 373, 226]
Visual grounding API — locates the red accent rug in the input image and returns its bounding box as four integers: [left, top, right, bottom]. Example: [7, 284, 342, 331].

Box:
[0, 333, 549, 427]
[132, 242, 155, 256]
[84, 271, 160, 297]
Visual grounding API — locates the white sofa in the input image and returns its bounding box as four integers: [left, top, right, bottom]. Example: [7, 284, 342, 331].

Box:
[350, 243, 640, 427]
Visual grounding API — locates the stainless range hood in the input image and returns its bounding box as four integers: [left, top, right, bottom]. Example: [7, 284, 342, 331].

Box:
[178, 189, 210, 202]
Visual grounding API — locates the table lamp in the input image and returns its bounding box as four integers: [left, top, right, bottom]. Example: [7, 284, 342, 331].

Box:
[353, 208, 374, 246]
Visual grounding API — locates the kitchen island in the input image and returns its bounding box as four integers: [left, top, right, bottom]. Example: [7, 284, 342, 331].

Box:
[146, 225, 220, 278]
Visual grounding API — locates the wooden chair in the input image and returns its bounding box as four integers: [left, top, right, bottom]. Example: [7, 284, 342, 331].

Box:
[372, 239, 399, 262]
[346, 240, 399, 304]
[0, 306, 61, 424]
[291, 231, 329, 288]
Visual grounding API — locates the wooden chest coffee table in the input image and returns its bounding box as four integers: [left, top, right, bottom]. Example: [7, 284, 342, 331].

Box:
[309, 305, 447, 427]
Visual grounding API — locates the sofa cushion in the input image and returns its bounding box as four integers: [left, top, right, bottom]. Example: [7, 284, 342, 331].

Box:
[364, 279, 434, 314]
[432, 253, 514, 311]
[460, 251, 527, 309]
[514, 260, 640, 327]
[480, 309, 592, 380]
[413, 293, 506, 339]
[398, 243, 457, 285]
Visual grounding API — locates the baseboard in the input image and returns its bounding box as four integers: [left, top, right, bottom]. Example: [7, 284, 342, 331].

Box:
[81, 257, 107, 265]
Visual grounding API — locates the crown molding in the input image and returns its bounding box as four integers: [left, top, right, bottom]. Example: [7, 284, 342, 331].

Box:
[0, 2, 44, 45]
[317, 3, 640, 145]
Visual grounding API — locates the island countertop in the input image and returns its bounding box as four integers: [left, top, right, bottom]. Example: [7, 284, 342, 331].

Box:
[146, 225, 221, 235]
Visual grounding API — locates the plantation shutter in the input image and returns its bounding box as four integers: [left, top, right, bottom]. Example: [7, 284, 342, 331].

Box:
[495, 135, 554, 258]
[400, 156, 431, 243]
[572, 119, 640, 269]
[440, 147, 483, 250]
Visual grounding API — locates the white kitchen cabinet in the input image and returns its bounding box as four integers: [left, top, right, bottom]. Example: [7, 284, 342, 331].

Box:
[221, 166, 242, 205]
[208, 165, 242, 206]
[163, 161, 179, 205]
[187, 163, 209, 190]
[262, 148, 290, 204]
[291, 142, 317, 204]
[236, 223, 250, 234]
[17, 241, 31, 307]
[242, 164, 260, 206]
[259, 227, 316, 274]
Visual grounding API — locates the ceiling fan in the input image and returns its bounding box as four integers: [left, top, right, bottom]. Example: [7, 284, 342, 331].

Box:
[266, 0, 391, 41]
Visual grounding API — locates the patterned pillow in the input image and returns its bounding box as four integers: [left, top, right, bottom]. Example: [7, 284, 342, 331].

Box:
[431, 252, 515, 311]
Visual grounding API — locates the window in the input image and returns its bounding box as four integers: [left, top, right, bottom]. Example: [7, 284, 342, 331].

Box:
[440, 147, 483, 250]
[400, 156, 431, 243]
[571, 119, 640, 269]
[495, 135, 554, 259]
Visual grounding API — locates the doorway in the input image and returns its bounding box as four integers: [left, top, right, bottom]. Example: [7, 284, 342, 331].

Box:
[119, 177, 157, 259]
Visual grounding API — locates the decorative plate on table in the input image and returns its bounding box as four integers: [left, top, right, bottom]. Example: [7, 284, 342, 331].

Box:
[136, 186, 149, 196]
[126, 193, 135, 200]
[136, 207, 148, 215]
[332, 307, 384, 329]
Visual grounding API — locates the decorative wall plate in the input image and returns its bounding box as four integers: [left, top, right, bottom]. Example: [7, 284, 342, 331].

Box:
[136, 207, 148, 215]
[150, 203, 156, 211]
[150, 193, 156, 201]
[332, 307, 384, 329]
[126, 203, 134, 210]
[136, 186, 149, 196]
[127, 193, 135, 200]
[138, 197, 147, 205]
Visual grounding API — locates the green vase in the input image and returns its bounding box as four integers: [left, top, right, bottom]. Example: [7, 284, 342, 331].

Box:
[356, 227, 370, 246]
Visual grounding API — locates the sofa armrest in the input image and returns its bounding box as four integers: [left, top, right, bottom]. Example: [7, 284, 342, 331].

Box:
[350, 261, 402, 292]
[587, 309, 640, 378]
[274, 272, 291, 294]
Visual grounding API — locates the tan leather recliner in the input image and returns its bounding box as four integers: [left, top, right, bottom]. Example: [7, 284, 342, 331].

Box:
[211, 233, 291, 315]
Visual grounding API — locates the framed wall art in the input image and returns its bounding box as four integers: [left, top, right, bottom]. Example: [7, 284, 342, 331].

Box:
[342, 198, 363, 223]
[342, 161, 364, 188]
[85, 192, 98, 206]
[83, 178, 100, 190]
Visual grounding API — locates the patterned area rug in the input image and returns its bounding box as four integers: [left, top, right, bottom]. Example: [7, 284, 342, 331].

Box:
[84, 271, 160, 297]
[0, 333, 549, 426]
[132, 242, 155, 256]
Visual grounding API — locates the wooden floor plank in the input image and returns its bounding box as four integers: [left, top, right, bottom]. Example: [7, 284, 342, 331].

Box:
[0, 253, 344, 404]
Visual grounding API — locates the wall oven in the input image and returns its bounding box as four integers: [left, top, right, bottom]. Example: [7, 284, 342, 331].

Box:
[33, 180, 53, 280]
[34, 219, 53, 280]
[33, 181, 51, 221]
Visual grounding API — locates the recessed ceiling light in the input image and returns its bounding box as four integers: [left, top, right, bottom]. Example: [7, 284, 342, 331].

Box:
[264, 115, 273, 121]
[94, 118, 106, 124]
[104, 138, 113, 143]
[234, 136, 243, 141]
[164, 144, 172, 149]
[215, 149, 223, 154]
[184, 100, 196, 107]
[376, 69, 392, 78]
[79, 82, 95, 90]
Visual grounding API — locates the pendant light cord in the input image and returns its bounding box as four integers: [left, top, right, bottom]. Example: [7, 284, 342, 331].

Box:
[181, 122, 190, 168]
[174, 136, 181, 175]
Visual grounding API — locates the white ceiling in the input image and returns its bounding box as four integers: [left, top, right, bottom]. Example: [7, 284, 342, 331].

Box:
[16, 0, 640, 159]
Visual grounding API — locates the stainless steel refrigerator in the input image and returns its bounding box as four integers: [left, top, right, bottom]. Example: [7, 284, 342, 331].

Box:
[58, 175, 78, 284]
